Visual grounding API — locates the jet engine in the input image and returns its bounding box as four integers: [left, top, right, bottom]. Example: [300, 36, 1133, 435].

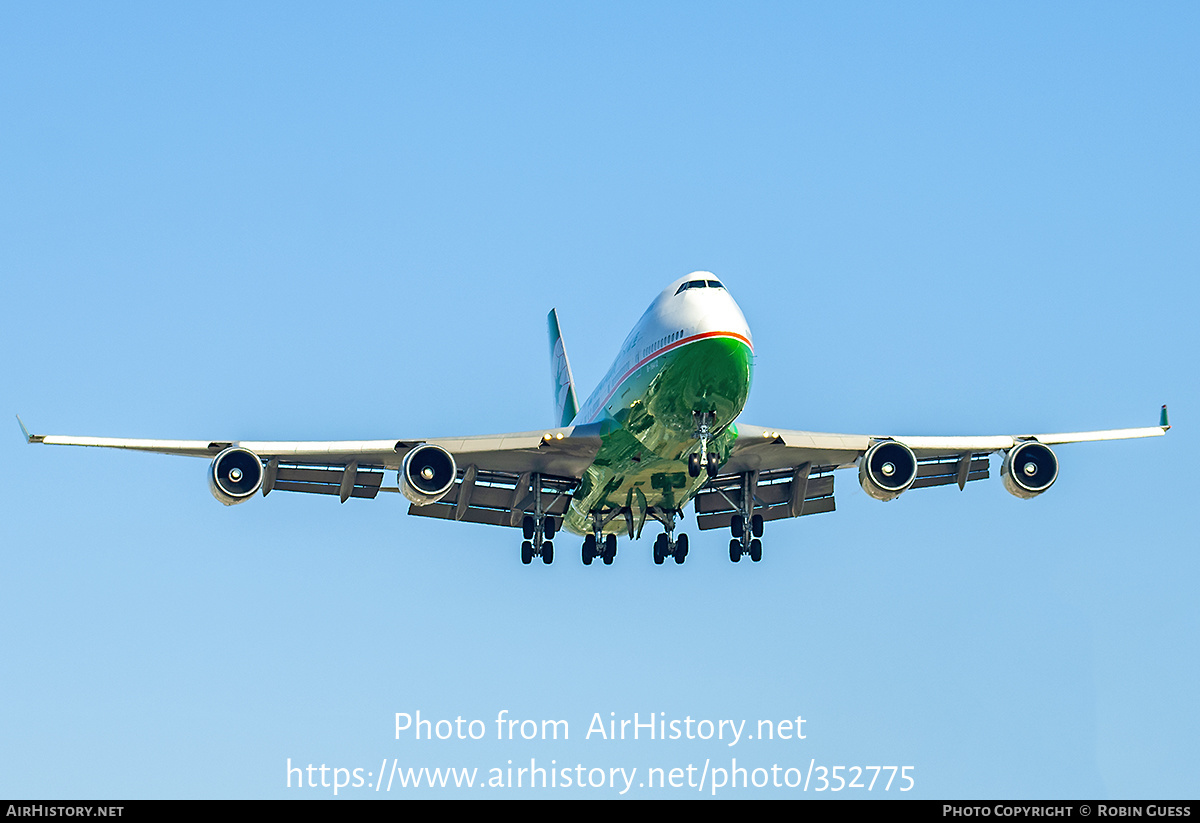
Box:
[400, 444, 457, 506]
[859, 440, 918, 502]
[1001, 441, 1058, 499]
[209, 446, 264, 505]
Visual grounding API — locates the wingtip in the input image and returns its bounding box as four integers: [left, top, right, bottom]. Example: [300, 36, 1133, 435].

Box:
[1160, 404, 1171, 431]
[15, 414, 38, 444]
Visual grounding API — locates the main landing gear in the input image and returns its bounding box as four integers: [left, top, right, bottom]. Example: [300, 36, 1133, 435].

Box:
[728, 512, 763, 563]
[582, 532, 617, 566]
[521, 513, 555, 565]
[653, 532, 688, 565]
[649, 508, 689, 565]
[519, 473, 557, 565]
[581, 509, 621, 566]
[687, 411, 721, 478]
[727, 472, 764, 563]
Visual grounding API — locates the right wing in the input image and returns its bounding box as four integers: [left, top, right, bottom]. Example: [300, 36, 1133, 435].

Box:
[18, 416, 603, 527]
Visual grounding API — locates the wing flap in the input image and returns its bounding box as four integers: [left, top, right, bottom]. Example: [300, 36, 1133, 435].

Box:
[694, 467, 837, 531]
[910, 454, 990, 490]
[269, 463, 386, 500]
[407, 469, 577, 529]
[406, 503, 515, 527]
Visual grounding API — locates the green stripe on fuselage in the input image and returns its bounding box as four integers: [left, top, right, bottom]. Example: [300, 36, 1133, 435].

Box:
[564, 334, 753, 536]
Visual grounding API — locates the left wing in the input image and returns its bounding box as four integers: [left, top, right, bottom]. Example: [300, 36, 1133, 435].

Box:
[694, 407, 1170, 531]
[17, 416, 602, 527]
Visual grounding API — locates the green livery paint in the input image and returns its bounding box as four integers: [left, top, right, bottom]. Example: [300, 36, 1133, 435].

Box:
[561, 332, 753, 536]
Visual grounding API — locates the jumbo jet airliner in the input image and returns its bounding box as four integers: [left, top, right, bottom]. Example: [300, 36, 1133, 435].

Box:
[19, 272, 1169, 566]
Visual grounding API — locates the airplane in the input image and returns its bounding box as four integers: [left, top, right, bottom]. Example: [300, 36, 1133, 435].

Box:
[18, 272, 1170, 567]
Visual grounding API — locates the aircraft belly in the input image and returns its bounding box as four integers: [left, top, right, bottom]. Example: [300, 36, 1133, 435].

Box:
[563, 336, 752, 536]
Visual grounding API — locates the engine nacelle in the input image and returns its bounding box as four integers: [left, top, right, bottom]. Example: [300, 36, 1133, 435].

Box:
[400, 444, 457, 506]
[209, 446, 264, 505]
[1001, 441, 1058, 499]
[859, 440, 918, 501]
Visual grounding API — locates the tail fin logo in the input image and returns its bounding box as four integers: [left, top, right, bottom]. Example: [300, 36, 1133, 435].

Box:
[554, 339, 572, 409]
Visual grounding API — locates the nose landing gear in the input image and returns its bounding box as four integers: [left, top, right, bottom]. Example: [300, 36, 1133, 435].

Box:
[688, 411, 721, 478]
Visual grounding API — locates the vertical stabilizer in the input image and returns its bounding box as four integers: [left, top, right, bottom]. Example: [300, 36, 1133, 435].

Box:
[548, 309, 579, 427]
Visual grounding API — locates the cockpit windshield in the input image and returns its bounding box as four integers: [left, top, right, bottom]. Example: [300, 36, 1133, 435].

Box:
[675, 279, 725, 295]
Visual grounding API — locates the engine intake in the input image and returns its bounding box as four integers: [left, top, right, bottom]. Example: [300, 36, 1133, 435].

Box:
[1001, 441, 1058, 499]
[859, 440, 918, 501]
[209, 447, 264, 505]
[400, 444, 457, 506]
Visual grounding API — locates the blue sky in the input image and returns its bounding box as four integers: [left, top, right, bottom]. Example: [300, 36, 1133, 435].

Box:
[2, 3, 1196, 798]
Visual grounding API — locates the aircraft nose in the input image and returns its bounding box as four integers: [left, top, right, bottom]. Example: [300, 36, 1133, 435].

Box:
[685, 291, 751, 343]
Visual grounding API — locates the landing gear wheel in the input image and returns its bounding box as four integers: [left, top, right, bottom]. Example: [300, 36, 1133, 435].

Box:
[706, 453, 719, 477]
[653, 534, 666, 565]
[544, 517, 557, 540]
[749, 538, 762, 563]
[729, 538, 741, 563]
[688, 453, 700, 478]
[542, 540, 554, 564]
[674, 533, 688, 564]
[751, 514, 763, 538]
[521, 540, 533, 565]
[730, 514, 744, 538]
[603, 533, 617, 565]
[522, 515, 535, 541]
[582, 535, 595, 566]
